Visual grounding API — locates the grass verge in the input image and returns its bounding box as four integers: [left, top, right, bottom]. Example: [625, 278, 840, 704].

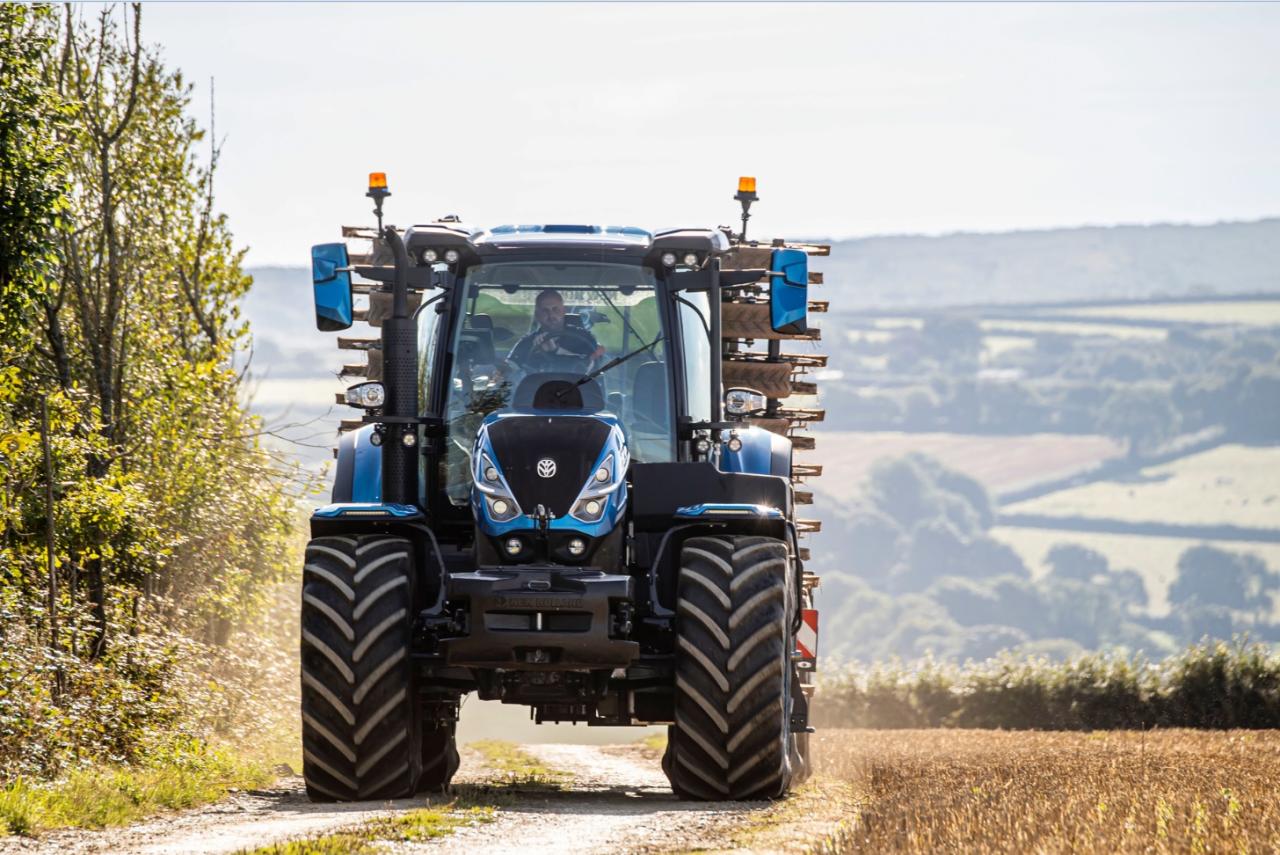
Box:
[467, 740, 570, 789]
[241, 804, 495, 855]
[637, 732, 668, 758]
[713, 777, 859, 854]
[0, 737, 273, 836]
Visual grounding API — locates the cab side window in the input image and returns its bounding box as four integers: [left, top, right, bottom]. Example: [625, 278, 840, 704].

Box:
[416, 297, 443, 413]
[678, 292, 711, 424]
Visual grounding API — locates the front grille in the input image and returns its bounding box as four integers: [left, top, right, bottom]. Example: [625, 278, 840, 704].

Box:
[488, 416, 610, 518]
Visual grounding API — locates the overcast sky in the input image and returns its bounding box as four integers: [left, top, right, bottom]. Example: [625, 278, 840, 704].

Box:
[141, 3, 1280, 265]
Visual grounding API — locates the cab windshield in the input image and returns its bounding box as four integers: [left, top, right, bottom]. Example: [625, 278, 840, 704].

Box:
[441, 261, 674, 506]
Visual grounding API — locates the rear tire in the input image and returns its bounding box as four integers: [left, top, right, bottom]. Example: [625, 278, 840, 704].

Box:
[665, 535, 797, 800]
[418, 723, 460, 793]
[301, 535, 421, 801]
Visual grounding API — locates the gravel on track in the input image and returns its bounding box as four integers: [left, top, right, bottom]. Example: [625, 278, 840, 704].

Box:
[0, 743, 792, 855]
[412, 744, 768, 854]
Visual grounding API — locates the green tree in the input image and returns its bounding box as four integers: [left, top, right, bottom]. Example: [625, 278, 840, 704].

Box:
[1169, 545, 1277, 620]
[0, 4, 68, 340]
[0, 3, 303, 776]
[1045, 543, 1109, 583]
[1097, 386, 1179, 458]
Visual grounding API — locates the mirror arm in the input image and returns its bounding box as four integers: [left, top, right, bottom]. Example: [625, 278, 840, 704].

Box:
[352, 265, 437, 290]
[718, 268, 768, 288]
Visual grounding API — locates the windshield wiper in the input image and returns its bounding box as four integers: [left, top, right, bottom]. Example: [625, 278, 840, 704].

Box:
[554, 335, 663, 401]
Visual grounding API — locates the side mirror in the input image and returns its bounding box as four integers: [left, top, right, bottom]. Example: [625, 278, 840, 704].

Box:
[312, 243, 354, 331]
[724, 387, 768, 419]
[769, 248, 808, 335]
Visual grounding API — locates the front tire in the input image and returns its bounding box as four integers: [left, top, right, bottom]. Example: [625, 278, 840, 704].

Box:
[301, 535, 421, 801]
[665, 535, 797, 800]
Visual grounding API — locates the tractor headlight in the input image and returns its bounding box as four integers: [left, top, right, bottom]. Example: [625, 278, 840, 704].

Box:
[444, 249, 460, 265]
[682, 252, 699, 267]
[568, 448, 625, 523]
[422, 248, 439, 264]
[473, 436, 522, 522]
[345, 381, 385, 409]
[487, 495, 520, 522]
[724, 386, 768, 418]
[570, 496, 605, 523]
[474, 452, 507, 494]
[660, 252, 677, 268]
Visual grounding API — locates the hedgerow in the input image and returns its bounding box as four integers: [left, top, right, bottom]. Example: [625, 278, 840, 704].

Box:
[815, 639, 1280, 730]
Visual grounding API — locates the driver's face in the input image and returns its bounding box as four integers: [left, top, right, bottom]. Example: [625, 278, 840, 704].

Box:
[535, 295, 566, 332]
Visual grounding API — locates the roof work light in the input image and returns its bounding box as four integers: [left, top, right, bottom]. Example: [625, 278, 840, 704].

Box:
[734, 176, 758, 241]
[366, 172, 390, 229]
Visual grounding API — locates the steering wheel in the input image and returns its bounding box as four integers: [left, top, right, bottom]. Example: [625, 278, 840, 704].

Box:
[516, 327, 600, 372]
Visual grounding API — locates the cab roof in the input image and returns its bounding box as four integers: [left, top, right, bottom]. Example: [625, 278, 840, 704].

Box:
[472, 224, 652, 249]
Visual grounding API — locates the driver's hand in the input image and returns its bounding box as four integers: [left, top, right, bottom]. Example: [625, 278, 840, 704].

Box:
[591, 345, 605, 359]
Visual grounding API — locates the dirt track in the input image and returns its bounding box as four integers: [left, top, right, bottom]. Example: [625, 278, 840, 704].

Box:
[1, 744, 798, 854]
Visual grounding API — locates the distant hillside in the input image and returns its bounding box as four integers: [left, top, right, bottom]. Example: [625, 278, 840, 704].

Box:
[238, 217, 1280, 432]
[240, 265, 334, 378]
[817, 218, 1280, 310]
[246, 219, 1280, 338]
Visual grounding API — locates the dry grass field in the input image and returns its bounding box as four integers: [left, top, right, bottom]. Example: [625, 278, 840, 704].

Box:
[814, 729, 1280, 854]
[809, 431, 1123, 504]
[1003, 444, 1280, 531]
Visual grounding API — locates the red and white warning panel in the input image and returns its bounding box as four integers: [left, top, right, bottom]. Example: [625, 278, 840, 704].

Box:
[795, 608, 819, 669]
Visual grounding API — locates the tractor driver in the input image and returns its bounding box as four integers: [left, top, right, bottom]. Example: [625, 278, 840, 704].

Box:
[506, 289, 606, 373]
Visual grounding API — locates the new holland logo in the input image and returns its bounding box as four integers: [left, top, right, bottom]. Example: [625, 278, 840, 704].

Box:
[536, 458, 557, 478]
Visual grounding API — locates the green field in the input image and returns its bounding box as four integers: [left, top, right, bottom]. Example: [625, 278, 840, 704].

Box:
[1002, 444, 1280, 531]
[992, 526, 1280, 616]
[1066, 300, 1280, 326]
[810, 431, 1123, 504]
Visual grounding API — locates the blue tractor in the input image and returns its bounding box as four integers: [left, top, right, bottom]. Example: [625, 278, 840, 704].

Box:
[302, 175, 823, 801]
